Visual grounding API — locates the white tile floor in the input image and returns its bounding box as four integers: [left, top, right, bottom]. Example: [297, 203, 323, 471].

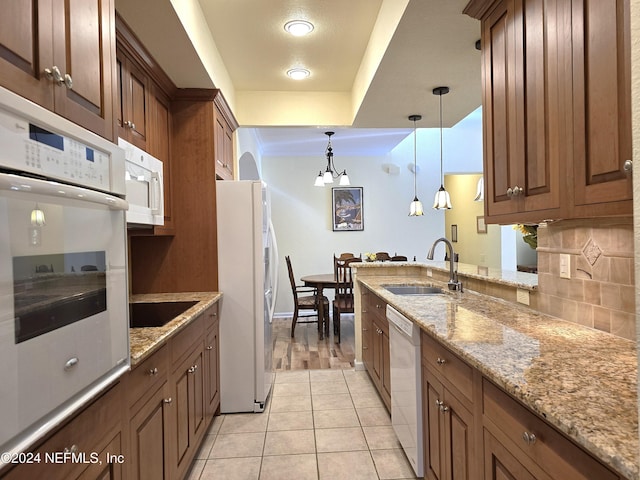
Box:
[187, 369, 419, 480]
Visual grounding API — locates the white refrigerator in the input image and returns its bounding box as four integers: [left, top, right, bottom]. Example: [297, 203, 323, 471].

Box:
[216, 180, 278, 413]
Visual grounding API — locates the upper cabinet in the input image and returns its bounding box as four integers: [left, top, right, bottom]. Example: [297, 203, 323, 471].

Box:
[116, 13, 177, 235]
[0, 0, 116, 141]
[465, 0, 632, 224]
[213, 96, 238, 181]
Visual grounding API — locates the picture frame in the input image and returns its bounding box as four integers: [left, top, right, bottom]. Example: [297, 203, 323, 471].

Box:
[476, 215, 487, 234]
[451, 224, 458, 242]
[332, 187, 363, 231]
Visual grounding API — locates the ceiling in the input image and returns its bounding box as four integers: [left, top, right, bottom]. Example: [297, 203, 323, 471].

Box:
[116, 0, 482, 156]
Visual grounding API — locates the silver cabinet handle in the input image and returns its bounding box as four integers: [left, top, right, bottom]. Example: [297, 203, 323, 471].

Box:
[64, 357, 79, 371]
[624, 159, 633, 173]
[522, 431, 537, 445]
[206, 345, 213, 351]
[164, 397, 173, 404]
[44, 66, 64, 85]
[507, 187, 514, 197]
[188, 365, 199, 374]
[362, 346, 368, 350]
[507, 186, 523, 197]
[148, 367, 158, 376]
[436, 357, 447, 365]
[63, 73, 73, 89]
[63, 445, 78, 454]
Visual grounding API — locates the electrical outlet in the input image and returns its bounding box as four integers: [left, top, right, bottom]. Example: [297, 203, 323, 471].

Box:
[516, 288, 530, 305]
[426, 268, 433, 278]
[559, 254, 571, 279]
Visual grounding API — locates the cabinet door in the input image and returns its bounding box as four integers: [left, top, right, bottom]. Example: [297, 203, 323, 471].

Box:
[51, 0, 116, 140]
[361, 313, 373, 373]
[76, 432, 123, 480]
[0, 0, 54, 109]
[424, 369, 446, 480]
[173, 347, 206, 479]
[117, 52, 149, 149]
[204, 324, 220, 418]
[371, 318, 384, 390]
[571, 0, 632, 213]
[443, 389, 475, 480]
[381, 329, 391, 403]
[214, 116, 231, 180]
[129, 382, 171, 480]
[483, 0, 562, 221]
[484, 429, 540, 480]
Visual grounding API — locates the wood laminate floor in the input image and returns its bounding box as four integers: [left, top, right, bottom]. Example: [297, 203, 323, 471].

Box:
[272, 315, 355, 371]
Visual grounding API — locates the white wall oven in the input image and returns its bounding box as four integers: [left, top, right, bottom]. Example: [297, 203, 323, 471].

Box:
[0, 86, 130, 468]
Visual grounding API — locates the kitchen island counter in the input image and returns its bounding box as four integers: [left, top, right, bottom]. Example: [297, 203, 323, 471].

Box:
[356, 272, 637, 480]
[129, 292, 222, 366]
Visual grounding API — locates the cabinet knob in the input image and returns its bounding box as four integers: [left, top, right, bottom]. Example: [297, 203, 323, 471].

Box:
[624, 159, 633, 173]
[522, 431, 537, 445]
[436, 357, 447, 366]
[44, 66, 64, 85]
[164, 397, 173, 405]
[63, 73, 73, 89]
[63, 445, 78, 454]
[376, 304, 382, 309]
[206, 345, 213, 351]
[376, 328, 383, 335]
[363, 346, 368, 350]
[148, 367, 158, 376]
[507, 186, 523, 197]
[188, 365, 199, 374]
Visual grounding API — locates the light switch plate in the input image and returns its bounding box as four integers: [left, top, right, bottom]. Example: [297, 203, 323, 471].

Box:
[426, 268, 433, 278]
[559, 254, 571, 279]
[517, 288, 530, 305]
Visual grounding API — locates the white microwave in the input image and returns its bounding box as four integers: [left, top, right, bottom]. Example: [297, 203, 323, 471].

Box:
[118, 137, 164, 227]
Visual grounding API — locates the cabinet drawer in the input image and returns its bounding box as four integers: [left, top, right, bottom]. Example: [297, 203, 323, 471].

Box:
[128, 343, 169, 408]
[421, 331, 473, 404]
[3, 382, 122, 480]
[482, 379, 619, 480]
[363, 291, 386, 322]
[171, 314, 204, 367]
[204, 304, 219, 331]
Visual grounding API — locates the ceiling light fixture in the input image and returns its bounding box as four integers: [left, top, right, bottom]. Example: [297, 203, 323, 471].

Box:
[408, 115, 424, 216]
[433, 86, 452, 210]
[286, 68, 310, 80]
[284, 20, 314, 36]
[314, 131, 350, 187]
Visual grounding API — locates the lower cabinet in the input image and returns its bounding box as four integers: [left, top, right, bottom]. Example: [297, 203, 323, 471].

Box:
[361, 287, 391, 410]
[418, 331, 623, 480]
[204, 316, 220, 420]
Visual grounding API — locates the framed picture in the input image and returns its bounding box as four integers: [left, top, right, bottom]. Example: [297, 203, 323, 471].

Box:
[476, 215, 487, 234]
[332, 187, 363, 231]
[451, 224, 458, 242]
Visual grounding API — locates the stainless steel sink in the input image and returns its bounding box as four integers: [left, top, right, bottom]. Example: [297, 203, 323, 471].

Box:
[383, 285, 444, 296]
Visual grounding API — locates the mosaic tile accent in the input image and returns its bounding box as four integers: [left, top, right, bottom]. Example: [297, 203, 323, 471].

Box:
[583, 238, 603, 266]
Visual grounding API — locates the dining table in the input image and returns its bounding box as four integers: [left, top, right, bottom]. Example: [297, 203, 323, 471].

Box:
[299, 273, 337, 339]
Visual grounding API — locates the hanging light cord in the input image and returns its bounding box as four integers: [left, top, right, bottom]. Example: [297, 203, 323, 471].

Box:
[439, 93, 444, 184]
[413, 117, 418, 198]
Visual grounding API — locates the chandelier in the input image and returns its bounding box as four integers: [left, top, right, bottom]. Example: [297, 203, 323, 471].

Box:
[314, 131, 350, 186]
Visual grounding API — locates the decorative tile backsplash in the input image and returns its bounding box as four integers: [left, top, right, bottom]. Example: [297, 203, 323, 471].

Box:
[536, 218, 635, 340]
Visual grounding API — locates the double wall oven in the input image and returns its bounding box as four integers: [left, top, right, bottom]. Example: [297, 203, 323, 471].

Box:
[0, 87, 130, 465]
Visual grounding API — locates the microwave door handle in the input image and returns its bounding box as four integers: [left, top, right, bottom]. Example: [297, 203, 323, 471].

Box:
[149, 171, 162, 215]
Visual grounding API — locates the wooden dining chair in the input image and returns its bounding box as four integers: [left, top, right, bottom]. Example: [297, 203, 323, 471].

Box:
[285, 256, 329, 338]
[332, 257, 361, 343]
[333, 253, 361, 278]
[375, 252, 391, 261]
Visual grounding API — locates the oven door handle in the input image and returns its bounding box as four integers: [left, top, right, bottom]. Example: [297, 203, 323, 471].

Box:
[0, 172, 129, 211]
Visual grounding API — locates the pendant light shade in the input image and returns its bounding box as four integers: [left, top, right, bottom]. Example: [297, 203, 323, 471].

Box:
[433, 87, 452, 210]
[408, 114, 424, 216]
[314, 131, 350, 186]
[30, 203, 46, 226]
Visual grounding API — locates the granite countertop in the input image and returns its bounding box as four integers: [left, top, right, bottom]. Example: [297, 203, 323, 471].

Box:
[129, 292, 222, 366]
[357, 274, 638, 480]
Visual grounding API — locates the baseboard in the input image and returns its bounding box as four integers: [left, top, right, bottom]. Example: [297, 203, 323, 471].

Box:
[354, 360, 365, 371]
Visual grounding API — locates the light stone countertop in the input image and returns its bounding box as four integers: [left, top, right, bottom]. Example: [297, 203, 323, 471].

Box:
[357, 274, 637, 480]
[129, 292, 222, 366]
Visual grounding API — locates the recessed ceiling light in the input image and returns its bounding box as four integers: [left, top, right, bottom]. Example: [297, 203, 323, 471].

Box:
[284, 20, 314, 36]
[287, 68, 310, 80]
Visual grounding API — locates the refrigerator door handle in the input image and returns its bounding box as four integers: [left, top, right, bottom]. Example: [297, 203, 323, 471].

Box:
[268, 220, 279, 322]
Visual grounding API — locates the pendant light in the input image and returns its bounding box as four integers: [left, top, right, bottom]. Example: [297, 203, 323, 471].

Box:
[408, 115, 424, 216]
[433, 86, 452, 210]
[314, 131, 350, 186]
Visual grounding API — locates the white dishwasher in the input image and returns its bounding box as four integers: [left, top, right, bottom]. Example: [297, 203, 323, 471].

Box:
[387, 305, 424, 477]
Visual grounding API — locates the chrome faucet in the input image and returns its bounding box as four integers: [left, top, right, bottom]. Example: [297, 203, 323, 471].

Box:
[426, 237, 463, 292]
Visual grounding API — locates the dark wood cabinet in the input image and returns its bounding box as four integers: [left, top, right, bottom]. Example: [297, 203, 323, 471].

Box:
[214, 98, 236, 180]
[0, 0, 116, 141]
[116, 14, 177, 237]
[117, 49, 149, 149]
[465, 0, 632, 223]
[422, 332, 477, 480]
[361, 288, 391, 410]
[204, 308, 221, 420]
